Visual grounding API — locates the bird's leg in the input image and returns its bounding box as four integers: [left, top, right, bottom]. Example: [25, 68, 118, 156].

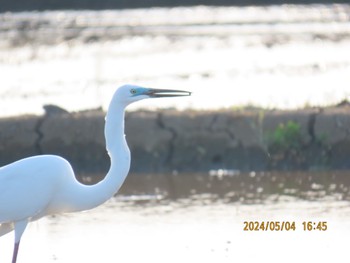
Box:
[12, 241, 20, 263]
[12, 220, 28, 263]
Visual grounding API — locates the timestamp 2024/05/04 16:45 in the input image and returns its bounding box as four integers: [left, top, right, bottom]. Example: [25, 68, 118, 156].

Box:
[243, 221, 328, 231]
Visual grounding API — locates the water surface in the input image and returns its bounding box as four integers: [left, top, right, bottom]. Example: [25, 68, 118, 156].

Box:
[0, 5, 350, 116]
[1, 171, 349, 262]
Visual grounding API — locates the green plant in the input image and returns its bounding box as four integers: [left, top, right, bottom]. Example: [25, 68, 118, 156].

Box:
[268, 121, 303, 152]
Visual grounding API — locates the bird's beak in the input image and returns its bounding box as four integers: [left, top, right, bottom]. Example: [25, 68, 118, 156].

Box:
[145, 88, 191, 98]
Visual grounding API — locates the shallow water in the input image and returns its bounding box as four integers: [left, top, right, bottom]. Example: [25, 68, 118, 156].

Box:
[1, 171, 350, 262]
[0, 5, 350, 116]
[1, 198, 349, 262]
[90, 171, 350, 203]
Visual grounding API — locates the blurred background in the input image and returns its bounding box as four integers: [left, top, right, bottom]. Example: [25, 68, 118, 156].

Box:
[0, 2, 350, 115]
[0, 1, 350, 263]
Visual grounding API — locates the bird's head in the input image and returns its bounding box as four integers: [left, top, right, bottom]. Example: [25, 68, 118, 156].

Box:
[112, 84, 191, 106]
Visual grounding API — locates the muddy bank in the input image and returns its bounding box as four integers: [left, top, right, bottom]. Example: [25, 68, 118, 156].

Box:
[0, 105, 349, 174]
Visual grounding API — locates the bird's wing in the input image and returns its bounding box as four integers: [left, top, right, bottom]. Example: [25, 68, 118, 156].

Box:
[0, 155, 66, 223]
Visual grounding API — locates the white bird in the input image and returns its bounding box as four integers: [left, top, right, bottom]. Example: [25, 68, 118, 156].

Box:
[0, 85, 190, 263]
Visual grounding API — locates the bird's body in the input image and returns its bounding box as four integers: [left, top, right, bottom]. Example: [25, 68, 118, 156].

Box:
[0, 85, 190, 263]
[0, 155, 75, 223]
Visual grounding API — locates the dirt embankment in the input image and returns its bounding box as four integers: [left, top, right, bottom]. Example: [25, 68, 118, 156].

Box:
[0, 105, 349, 176]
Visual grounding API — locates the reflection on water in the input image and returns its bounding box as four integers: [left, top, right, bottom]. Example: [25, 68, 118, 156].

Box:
[1, 171, 350, 262]
[1, 5, 350, 116]
[89, 170, 350, 204]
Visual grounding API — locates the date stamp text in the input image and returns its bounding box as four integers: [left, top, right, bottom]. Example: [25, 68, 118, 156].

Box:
[243, 221, 328, 231]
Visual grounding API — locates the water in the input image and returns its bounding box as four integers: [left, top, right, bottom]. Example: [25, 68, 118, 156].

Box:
[1, 198, 349, 262]
[1, 171, 350, 262]
[87, 170, 350, 202]
[0, 5, 350, 117]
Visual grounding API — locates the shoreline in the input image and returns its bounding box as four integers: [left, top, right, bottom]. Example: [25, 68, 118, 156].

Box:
[1, 104, 349, 174]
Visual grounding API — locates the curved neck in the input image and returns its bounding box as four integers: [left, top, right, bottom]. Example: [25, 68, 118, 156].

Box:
[105, 103, 127, 155]
[66, 103, 131, 212]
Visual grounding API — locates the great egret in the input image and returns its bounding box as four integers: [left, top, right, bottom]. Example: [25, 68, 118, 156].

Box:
[0, 85, 191, 263]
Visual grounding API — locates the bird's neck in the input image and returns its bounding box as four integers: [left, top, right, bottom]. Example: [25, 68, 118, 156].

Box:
[68, 103, 130, 212]
[105, 104, 128, 155]
[102, 102, 131, 198]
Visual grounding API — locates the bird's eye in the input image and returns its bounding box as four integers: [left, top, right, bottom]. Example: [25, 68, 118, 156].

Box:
[130, 89, 137, 95]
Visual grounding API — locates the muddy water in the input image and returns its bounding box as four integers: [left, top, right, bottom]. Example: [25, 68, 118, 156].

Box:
[1, 171, 350, 262]
[87, 171, 350, 202]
